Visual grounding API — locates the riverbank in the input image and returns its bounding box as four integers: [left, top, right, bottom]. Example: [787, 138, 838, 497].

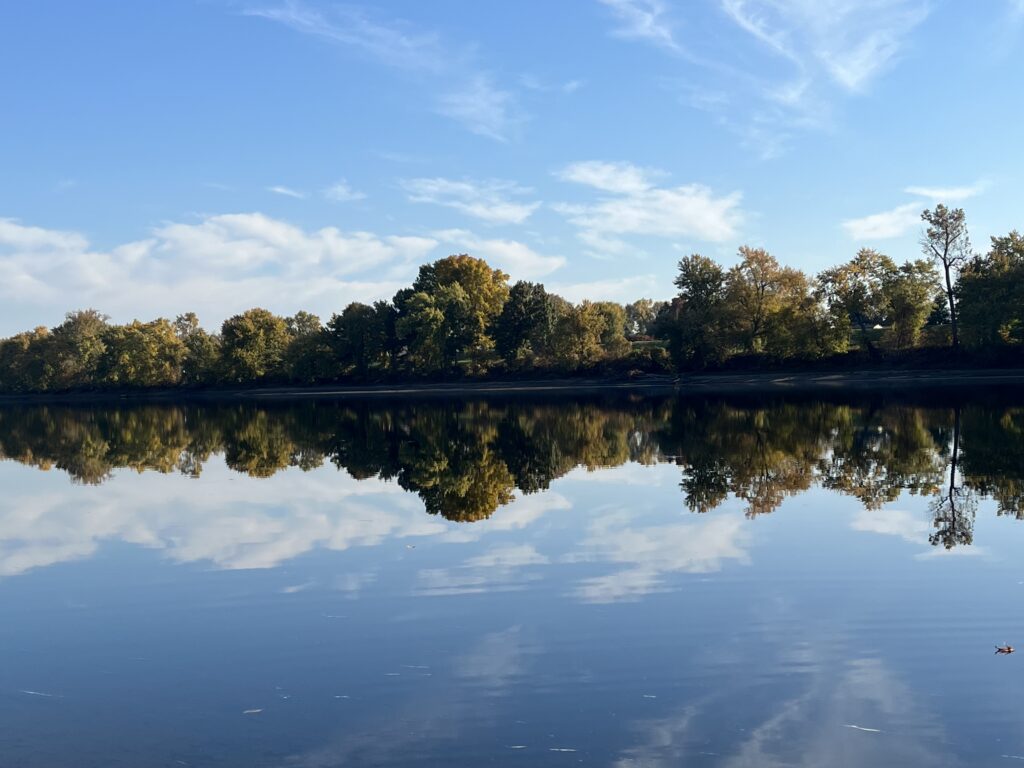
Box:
[1, 368, 1022, 404]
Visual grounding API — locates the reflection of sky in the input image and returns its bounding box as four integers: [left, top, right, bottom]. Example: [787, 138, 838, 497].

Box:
[3, 457, 1024, 765]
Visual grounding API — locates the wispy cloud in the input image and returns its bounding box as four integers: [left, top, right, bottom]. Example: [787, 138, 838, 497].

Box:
[601, 0, 930, 156]
[554, 160, 743, 253]
[267, 185, 306, 199]
[436, 75, 522, 142]
[323, 179, 366, 202]
[720, 0, 930, 92]
[248, 2, 524, 141]
[598, 0, 680, 52]
[433, 228, 565, 278]
[402, 177, 540, 224]
[244, 1, 445, 72]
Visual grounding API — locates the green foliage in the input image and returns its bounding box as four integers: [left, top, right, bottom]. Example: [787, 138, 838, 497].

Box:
[493, 281, 558, 366]
[404, 254, 510, 370]
[99, 319, 186, 388]
[44, 309, 109, 390]
[220, 308, 291, 383]
[1, 220, 1022, 394]
[958, 231, 1024, 347]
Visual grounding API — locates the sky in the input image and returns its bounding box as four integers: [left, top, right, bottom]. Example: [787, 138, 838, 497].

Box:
[1, 0, 1023, 335]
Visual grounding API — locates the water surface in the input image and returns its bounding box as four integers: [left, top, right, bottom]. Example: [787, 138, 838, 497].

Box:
[2, 393, 1024, 767]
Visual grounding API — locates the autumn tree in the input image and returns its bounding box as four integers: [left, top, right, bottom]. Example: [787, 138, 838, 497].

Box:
[921, 205, 971, 349]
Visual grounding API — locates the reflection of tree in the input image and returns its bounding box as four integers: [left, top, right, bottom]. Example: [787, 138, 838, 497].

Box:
[961, 407, 1024, 519]
[0, 396, 1021, 539]
[929, 407, 977, 549]
[818, 404, 946, 509]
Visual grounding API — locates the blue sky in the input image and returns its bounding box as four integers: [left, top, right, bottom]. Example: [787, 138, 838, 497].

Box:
[1, 0, 1022, 335]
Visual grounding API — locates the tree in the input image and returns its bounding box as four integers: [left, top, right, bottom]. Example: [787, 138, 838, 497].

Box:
[174, 313, 221, 385]
[0, 327, 50, 392]
[724, 247, 798, 354]
[283, 312, 332, 384]
[395, 290, 448, 373]
[493, 281, 558, 366]
[921, 205, 971, 349]
[328, 302, 395, 377]
[884, 260, 938, 350]
[220, 308, 291, 383]
[665, 254, 728, 368]
[625, 299, 663, 338]
[44, 309, 110, 390]
[100, 319, 186, 387]
[407, 254, 510, 367]
[957, 231, 1024, 347]
[818, 249, 896, 354]
[551, 302, 605, 369]
[592, 301, 630, 358]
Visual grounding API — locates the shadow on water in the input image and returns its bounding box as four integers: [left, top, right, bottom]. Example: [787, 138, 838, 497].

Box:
[0, 390, 1022, 546]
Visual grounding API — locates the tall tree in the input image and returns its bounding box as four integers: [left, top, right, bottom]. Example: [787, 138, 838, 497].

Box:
[921, 205, 971, 349]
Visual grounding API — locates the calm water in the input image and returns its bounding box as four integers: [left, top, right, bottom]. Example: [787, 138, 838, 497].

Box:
[2, 393, 1024, 767]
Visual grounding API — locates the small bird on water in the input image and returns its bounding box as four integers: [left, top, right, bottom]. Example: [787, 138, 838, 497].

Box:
[995, 645, 1015, 655]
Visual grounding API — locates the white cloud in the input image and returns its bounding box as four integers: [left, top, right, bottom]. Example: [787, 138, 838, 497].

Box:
[598, 0, 680, 52]
[0, 214, 438, 334]
[844, 180, 988, 239]
[436, 75, 522, 142]
[555, 160, 744, 247]
[851, 508, 929, 544]
[267, 185, 306, 199]
[842, 202, 921, 240]
[557, 160, 658, 194]
[402, 177, 540, 224]
[434, 228, 566, 279]
[903, 181, 987, 202]
[323, 180, 366, 202]
[571, 512, 752, 602]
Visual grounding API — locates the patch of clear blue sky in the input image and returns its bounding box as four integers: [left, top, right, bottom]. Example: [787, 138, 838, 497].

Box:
[0, 0, 1022, 331]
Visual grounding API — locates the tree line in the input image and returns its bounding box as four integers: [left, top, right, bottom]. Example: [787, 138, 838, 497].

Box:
[1, 397, 1021, 546]
[1, 204, 1022, 393]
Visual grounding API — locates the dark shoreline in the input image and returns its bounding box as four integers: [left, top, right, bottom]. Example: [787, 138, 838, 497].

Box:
[0, 368, 1022, 405]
